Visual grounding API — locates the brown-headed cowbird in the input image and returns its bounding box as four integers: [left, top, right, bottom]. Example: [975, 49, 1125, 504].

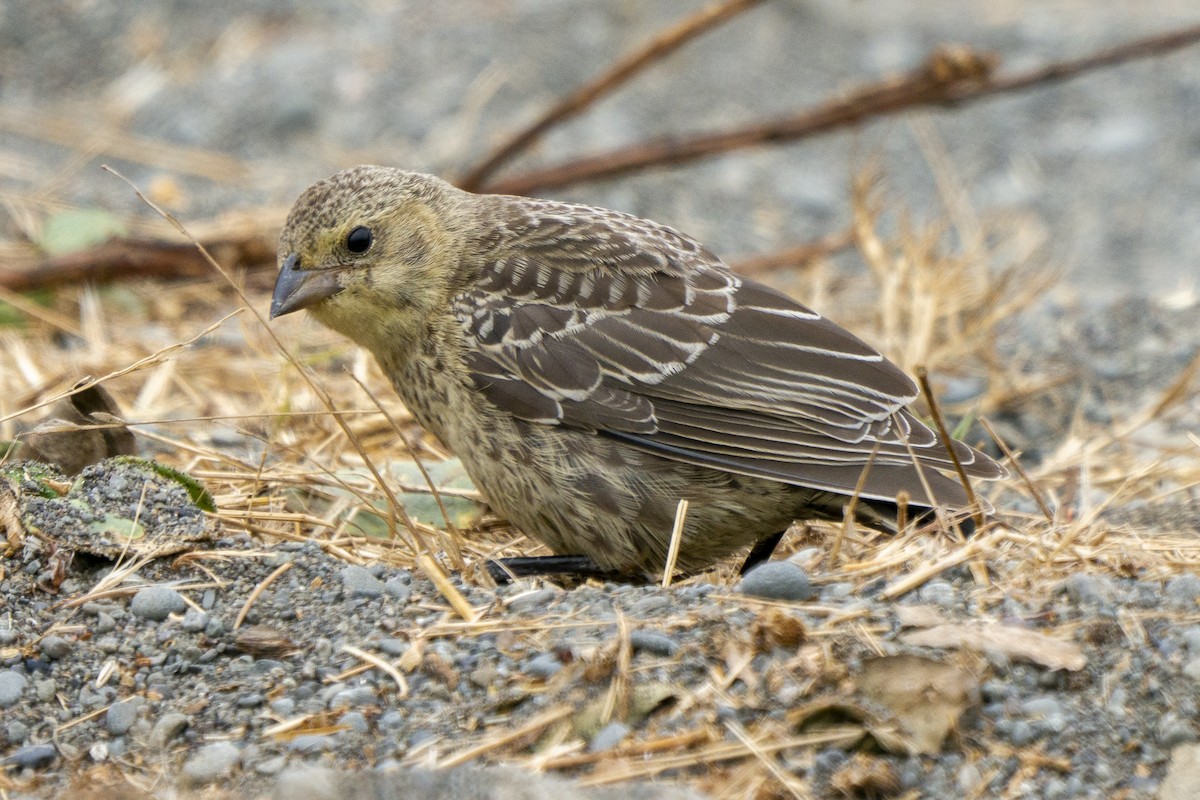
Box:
[271, 167, 1004, 577]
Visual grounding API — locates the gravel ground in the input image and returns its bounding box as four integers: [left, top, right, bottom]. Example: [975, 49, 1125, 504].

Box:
[2, 505, 1200, 798]
[2, 2, 1200, 798]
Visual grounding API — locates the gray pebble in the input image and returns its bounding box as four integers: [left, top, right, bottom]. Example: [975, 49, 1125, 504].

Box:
[6, 720, 29, 744]
[34, 678, 56, 703]
[1157, 713, 1197, 748]
[737, 561, 814, 602]
[181, 741, 241, 785]
[379, 710, 404, 731]
[150, 712, 190, 747]
[628, 595, 670, 615]
[270, 698, 296, 717]
[287, 734, 334, 753]
[95, 612, 117, 633]
[5, 743, 57, 770]
[1183, 626, 1200, 655]
[329, 686, 377, 709]
[341, 566, 385, 599]
[507, 588, 558, 613]
[130, 587, 187, 621]
[588, 720, 630, 752]
[256, 755, 288, 775]
[236, 693, 265, 708]
[384, 576, 412, 603]
[0, 628, 16, 645]
[1061, 573, 1113, 605]
[1009, 720, 1038, 746]
[1165, 575, 1200, 607]
[917, 580, 959, 608]
[337, 711, 370, 735]
[523, 653, 563, 679]
[39, 635, 73, 660]
[106, 700, 138, 735]
[0, 671, 28, 708]
[377, 638, 408, 657]
[630, 630, 680, 657]
[180, 610, 209, 632]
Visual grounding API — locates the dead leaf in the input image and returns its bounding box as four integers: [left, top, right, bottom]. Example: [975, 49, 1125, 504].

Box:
[894, 604, 950, 629]
[900, 622, 1087, 671]
[830, 753, 901, 798]
[753, 607, 807, 651]
[1, 478, 23, 552]
[234, 625, 298, 658]
[21, 380, 136, 474]
[857, 654, 979, 755]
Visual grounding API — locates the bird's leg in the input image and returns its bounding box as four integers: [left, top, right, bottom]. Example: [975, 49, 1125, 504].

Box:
[738, 530, 787, 575]
[485, 554, 630, 584]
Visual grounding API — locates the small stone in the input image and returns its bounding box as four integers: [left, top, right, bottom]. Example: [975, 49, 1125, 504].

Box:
[917, 580, 959, 609]
[286, 734, 334, 753]
[507, 588, 558, 613]
[39, 636, 73, 660]
[5, 743, 57, 770]
[270, 698, 296, 717]
[106, 700, 138, 736]
[1158, 713, 1198, 749]
[1061, 574, 1112, 605]
[588, 720, 630, 752]
[341, 566, 385, 599]
[337, 711, 370, 735]
[34, 678, 57, 703]
[328, 686, 377, 709]
[630, 630, 680, 657]
[628, 595, 670, 615]
[1165, 576, 1200, 608]
[150, 712, 191, 747]
[1008, 720, 1038, 746]
[737, 561, 814, 602]
[523, 653, 563, 679]
[0, 671, 28, 708]
[384, 576, 412, 603]
[6, 720, 29, 744]
[130, 587, 187, 621]
[180, 610, 209, 633]
[1184, 658, 1200, 683]
[181, 741, 241, 785]
[95, 612, 117, 634]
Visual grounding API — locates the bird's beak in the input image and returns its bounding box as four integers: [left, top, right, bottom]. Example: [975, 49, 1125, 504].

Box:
[270, 253, 344, 318]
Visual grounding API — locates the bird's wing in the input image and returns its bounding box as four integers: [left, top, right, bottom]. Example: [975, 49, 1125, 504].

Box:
[453, 199, 1001, 505]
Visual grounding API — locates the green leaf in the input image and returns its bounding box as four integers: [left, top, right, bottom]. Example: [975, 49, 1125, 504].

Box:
[111, 456, 217, 513]
[38, 209, 127, 256]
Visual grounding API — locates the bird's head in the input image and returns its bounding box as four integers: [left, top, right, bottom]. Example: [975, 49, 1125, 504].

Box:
[271, 166, 467, 355]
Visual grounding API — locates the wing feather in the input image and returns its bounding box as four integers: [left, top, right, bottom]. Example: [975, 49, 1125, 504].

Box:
[453, 196, 1004, 504]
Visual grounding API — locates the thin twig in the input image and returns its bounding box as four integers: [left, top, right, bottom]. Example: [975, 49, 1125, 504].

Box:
[483, 25, 1200, 195]
[661, 498, 689, 588]
[915, 366, 984, 530]
[458, 0, 764, 190]
[730, 228, 855, 277]
[979, 415, 1053, 524]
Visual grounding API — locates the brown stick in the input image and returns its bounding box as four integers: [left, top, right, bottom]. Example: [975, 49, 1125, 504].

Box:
[0, 235, 276, 292]
[481, 24, 1200, 195]
[457, 0, 765, 191]
[730, 227, 854, 277]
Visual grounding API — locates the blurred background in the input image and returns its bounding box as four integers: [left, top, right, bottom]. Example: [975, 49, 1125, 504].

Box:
[2, 0, 1198, 301]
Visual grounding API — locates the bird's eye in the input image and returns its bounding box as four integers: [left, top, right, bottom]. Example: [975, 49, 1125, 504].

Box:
[346, 226, 373, 254]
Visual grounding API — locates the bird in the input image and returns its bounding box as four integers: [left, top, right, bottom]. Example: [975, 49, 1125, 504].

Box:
[271, 166, 1005, 579]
